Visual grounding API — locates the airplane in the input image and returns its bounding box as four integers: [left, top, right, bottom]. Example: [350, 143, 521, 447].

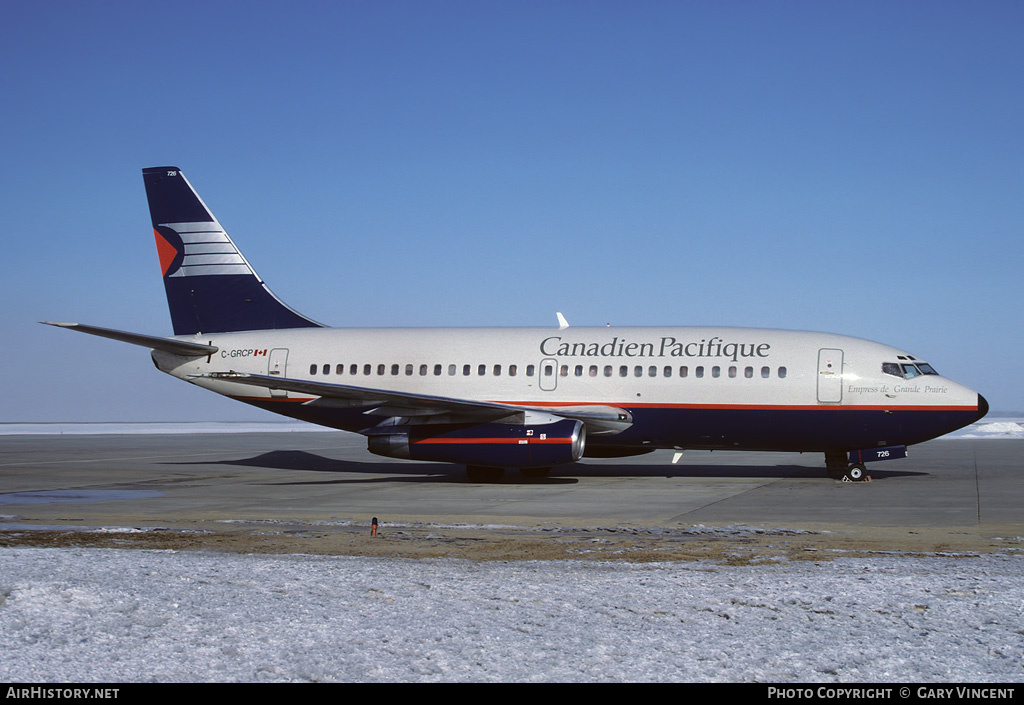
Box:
[44, 166, 988, 482]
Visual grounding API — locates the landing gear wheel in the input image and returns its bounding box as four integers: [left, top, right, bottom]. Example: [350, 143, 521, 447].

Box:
[466, 466, 504, 483]
[520, 467, 550, 478]
[824, 451, 848, 480]
[843, 463, 867, 482]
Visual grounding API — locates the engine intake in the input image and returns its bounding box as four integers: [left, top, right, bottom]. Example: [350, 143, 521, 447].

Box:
[367, 419, 585, 469]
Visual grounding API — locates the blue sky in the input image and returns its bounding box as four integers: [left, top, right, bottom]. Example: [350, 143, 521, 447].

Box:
[2, 1, 1021, 421]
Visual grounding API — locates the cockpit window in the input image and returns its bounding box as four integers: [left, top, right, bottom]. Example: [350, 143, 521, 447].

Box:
[884, 361, 939, 379]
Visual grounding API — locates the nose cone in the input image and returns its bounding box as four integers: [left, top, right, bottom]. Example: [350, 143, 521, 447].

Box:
[977, 394, 989, 422]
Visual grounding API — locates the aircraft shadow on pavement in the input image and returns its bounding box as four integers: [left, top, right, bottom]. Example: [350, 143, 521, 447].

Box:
[167, 449, 924, 485]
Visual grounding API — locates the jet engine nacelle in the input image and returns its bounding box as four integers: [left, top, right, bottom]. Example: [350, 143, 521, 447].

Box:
[367, 418, 586, 469]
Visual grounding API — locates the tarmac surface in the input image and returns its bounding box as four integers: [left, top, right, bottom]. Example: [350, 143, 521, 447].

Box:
[1, 432, 1021, 562]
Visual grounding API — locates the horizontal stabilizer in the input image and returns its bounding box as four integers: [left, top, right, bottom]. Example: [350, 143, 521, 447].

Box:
[41, 322, 218, 357]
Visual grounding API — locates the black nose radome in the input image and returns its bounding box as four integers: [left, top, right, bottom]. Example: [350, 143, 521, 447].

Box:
[977, 394, 989, 422]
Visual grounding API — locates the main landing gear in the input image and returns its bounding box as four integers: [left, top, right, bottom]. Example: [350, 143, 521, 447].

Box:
[824, 451, 870, 483]
[465, 466, 551, 482]
[466, 466, 504, 482]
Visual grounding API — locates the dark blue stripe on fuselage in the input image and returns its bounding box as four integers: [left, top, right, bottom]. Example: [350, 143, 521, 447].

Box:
[603, 406, 976, 451]
[235, 399, 978, 454]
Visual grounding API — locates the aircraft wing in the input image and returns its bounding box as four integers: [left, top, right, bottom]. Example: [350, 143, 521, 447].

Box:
[196, 372, 632, 434]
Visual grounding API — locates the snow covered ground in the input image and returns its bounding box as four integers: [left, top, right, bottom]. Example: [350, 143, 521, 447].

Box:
[2, 418, 1021, 682]
[1, 547, 1021, 682]
[945, 418, 1024, 440]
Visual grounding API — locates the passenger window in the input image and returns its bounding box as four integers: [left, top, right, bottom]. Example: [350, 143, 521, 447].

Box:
[663, 366, 672, 378]
[310, 364, 317, 375]
[543, 364, 553, 377]
[433, 364, 442, 376]
[589, 365, 598, 377]
[778, 366, 787, 379]
[350, 364, 358, 375]
[648, 366, 657, 377]
[494, 364, 501, 376]
[560, 365, 569, 377]
[745, 366, 753, 378]
[604, 365, 613, 377]
[448, 364, 456, 376]
[478, 364, 487, 376]
[575, 365, 583, 377]
[712, 366, 720, 378]
[391, 364, 400, 375]
[761, 366, 770, 379]
[679, 366, 688, 378]
[377, 364, 385, 375]
[363, 364, 371, 375]
[336, 364, 344, 375]
[634, 366, 643, 377]
[463, 364, 471, 376]
[695, 366, 704, 378]
[619, 366, 628, 377]
[323, 364, 330, 375]
[419, 364, 427, 376]
[527, 365, 535, 377]
[728, 366, 736, 378]
[509, 365, 517, 377]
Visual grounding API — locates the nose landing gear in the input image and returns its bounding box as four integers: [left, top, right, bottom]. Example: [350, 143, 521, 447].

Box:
[825, 451, 870, 482]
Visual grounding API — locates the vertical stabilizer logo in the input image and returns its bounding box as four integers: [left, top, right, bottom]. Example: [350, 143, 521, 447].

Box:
[153, 226, 184, 277]
[152, 222, 248, 278]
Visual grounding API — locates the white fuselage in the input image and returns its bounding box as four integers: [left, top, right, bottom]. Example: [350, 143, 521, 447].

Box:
[153, 325, 981, 453]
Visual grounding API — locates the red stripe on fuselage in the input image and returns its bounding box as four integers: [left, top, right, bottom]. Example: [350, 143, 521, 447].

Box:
[413, 437, 572, 445]
[498, 401, 978, 412]
[232, 395, 976, 413]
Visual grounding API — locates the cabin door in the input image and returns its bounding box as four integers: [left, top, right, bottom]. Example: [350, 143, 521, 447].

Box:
[268, 348, 289, 398]
[817, 348, 843, 403]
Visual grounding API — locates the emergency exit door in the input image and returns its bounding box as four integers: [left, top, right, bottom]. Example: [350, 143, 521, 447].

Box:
[538, 358, 558, 392]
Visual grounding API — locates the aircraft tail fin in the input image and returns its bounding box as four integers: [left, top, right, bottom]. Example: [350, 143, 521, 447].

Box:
[142, 167, 323, 336]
